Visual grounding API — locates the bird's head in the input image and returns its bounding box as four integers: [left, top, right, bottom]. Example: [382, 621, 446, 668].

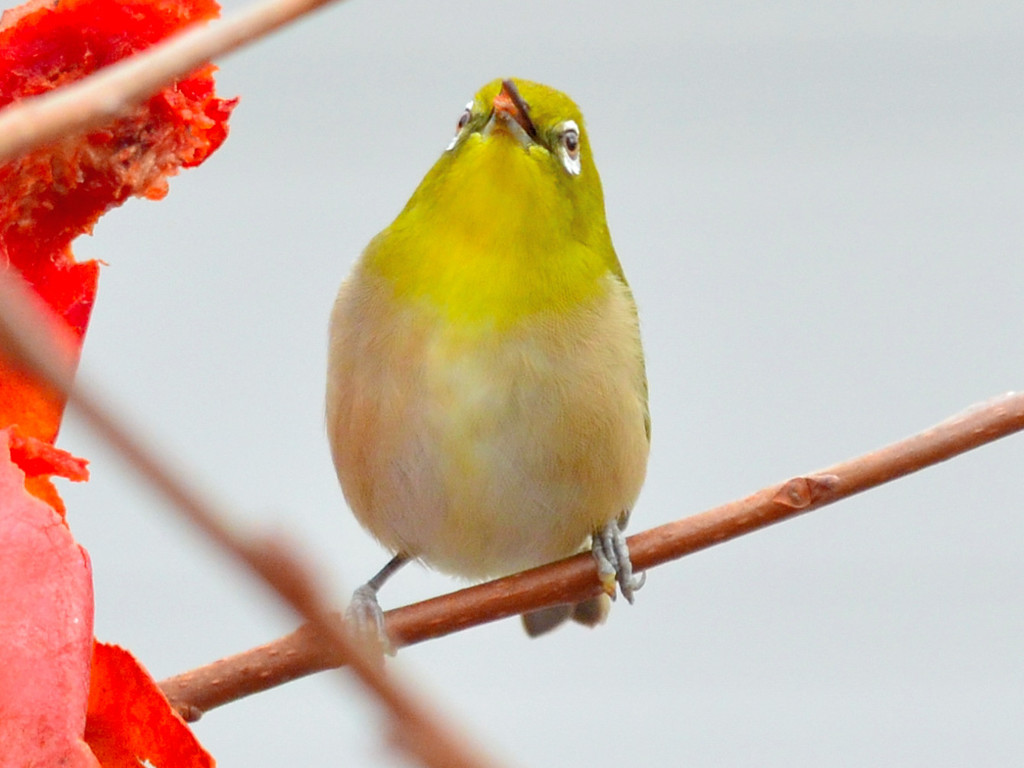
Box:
[405, 78, 610, 251]
[376, 79, 622, 327]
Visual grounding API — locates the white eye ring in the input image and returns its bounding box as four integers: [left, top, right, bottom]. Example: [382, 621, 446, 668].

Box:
[446, 101, 474, 151]
[555, 120, 581, 175]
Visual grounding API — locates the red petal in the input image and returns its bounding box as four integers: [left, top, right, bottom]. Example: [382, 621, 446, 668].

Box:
[0, 0, 236, 443]
[6, 426, 89, 519]
[0, 431, 96, 767]
[8, 427, 89, 482]
[86, 644, 214, 768]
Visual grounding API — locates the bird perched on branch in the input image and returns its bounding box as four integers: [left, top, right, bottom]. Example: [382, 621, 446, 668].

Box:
[327, 77, 649, 640]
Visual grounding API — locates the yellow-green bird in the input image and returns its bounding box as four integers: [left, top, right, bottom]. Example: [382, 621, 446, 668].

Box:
[327, 78, 649, 638]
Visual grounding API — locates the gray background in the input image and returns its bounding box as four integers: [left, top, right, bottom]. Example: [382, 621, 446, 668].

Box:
[60, 1, 1023, 765]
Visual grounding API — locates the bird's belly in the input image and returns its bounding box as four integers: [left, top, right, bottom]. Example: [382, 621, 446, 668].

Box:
[327, 272, 649, 579]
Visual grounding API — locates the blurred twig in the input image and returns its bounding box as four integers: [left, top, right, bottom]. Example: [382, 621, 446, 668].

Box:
[157, 391, 1024, 718]
[0, 0, 348, 163]
[0, 270, 501, 768]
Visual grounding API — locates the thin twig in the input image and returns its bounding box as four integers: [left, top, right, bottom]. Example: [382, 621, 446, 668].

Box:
[0, 271, 501, 768]
[0, 0, 348, 163]
[157, 391, 1024, 718]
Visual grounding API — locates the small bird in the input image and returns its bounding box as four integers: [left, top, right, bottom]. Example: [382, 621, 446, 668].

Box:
[327, 78, 649, 639]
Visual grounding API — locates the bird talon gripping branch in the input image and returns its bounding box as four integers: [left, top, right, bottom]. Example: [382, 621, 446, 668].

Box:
[592, 519, 645, 604]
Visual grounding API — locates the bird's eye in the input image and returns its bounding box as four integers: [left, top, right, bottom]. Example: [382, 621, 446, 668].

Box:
[563, 129, 579, 156]
[555, 120, 581, 175]
[446, 102, 474, 151]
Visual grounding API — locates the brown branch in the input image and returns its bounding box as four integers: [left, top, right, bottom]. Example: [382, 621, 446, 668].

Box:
[158, 391, 1024, 718]
[0, 0, 348, 163]
[0, 272, 502, 768]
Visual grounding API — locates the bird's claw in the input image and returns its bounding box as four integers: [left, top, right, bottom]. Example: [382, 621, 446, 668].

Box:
[592, 518, 645, 604]
[345, 584, 394, 656]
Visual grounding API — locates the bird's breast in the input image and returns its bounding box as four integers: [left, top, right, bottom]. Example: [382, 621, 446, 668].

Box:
[327, 266, 649, 579]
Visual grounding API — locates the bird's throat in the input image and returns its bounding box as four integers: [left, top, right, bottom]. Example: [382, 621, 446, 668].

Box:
[370, 138, 607, 329]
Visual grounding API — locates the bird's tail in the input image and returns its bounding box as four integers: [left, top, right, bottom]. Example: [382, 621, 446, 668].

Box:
[521, 594, 611, 637]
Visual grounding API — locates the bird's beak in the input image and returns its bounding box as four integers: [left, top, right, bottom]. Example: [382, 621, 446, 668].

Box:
[486, 79, 538, 146]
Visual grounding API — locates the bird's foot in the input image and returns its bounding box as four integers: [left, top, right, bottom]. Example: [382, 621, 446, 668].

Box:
[592, 518, 645, 604]
[345, 584, 394, 655]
